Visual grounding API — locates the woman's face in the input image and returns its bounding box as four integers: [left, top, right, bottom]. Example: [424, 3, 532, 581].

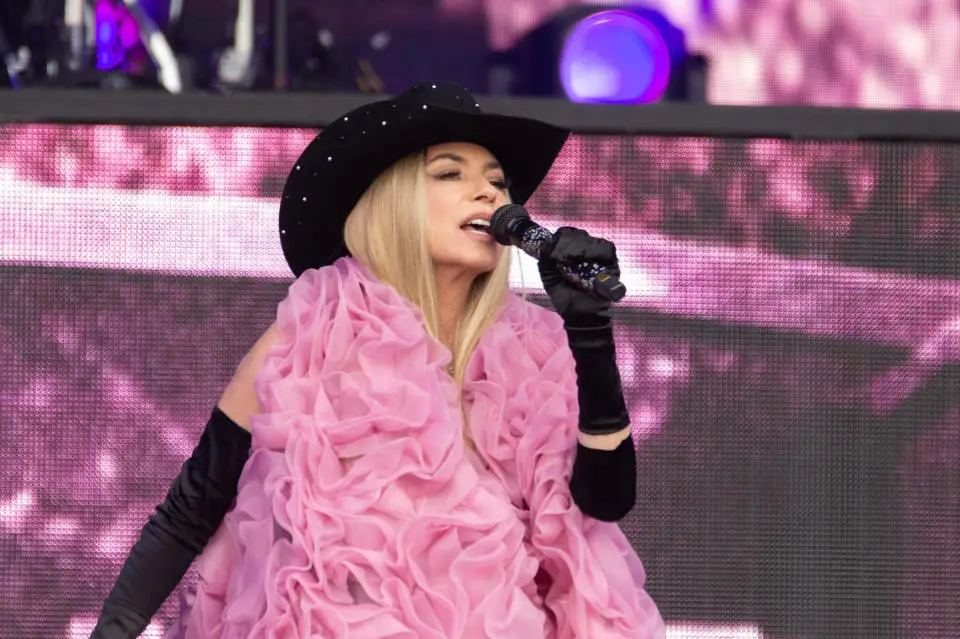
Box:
[425, 142, 510, 278]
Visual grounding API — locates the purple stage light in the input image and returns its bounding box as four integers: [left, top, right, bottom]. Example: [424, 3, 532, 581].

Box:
[559, 9, 672, 104]
[94, 0, 141, 70]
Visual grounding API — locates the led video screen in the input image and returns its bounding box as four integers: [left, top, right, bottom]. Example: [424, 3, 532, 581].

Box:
[1, 123, 958, 637]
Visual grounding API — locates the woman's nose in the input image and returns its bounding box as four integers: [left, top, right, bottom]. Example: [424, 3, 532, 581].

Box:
[474, 180, 498, 202]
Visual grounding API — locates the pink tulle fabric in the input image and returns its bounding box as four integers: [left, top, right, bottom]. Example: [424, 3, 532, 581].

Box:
[167, 258, 664, 638]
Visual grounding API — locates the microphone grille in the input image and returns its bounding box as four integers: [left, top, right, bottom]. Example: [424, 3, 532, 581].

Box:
[490, 204, 530, 245]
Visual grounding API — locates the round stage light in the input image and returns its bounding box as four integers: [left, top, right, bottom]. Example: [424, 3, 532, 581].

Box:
[559, 10, 672, 104]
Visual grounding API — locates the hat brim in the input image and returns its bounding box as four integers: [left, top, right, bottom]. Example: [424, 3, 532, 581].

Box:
[279, 99, 569, 277]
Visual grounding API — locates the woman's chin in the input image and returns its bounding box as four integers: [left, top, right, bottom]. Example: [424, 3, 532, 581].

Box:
[434, 254, 500, 278]
[465, 252, 502, 275]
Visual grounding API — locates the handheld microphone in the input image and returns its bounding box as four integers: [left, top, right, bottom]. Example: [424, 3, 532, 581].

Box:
[490, 204, 627, 302]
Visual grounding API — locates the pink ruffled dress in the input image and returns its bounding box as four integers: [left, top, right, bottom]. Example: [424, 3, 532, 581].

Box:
[167, 258, 664, 638]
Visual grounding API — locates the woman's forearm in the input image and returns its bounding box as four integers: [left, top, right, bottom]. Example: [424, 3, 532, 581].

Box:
[578, 425, 631, 450]
[564, 320, 637, 520]
[569, 435, 637, 521]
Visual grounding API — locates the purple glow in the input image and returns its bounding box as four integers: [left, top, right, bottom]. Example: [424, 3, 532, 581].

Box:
[94, 0, 141, 71]
[559, 10, 672, 104]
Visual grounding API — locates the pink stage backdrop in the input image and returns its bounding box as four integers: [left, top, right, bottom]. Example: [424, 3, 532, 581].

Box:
[1, 123, 959, 637]
[169, 0, 960, 110]
[468, 0, 960, 109]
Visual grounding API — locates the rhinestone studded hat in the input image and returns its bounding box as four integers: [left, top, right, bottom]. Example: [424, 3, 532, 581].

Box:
[278, 80, 570, 277]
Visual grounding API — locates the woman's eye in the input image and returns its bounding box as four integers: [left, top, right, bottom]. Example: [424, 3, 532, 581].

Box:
[433, 170, 509, 190]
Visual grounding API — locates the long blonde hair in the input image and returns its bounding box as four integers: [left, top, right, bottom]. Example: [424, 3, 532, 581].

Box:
[342, 152, 512, 388]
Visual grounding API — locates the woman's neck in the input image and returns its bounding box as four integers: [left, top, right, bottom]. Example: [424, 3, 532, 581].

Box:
[434, 267, 474, 352]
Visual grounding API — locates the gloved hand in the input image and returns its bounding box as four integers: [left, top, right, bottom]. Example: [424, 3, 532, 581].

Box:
[539, 227, 629, 435]
[90, 407, 251, 638]
[537, 226, 620, 324]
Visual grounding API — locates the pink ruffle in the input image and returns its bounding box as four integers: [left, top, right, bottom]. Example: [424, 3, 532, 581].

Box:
[169, 258, 664, 638]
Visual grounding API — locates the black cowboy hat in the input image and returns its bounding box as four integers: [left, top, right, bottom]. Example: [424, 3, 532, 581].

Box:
[278, 80, 570, 277]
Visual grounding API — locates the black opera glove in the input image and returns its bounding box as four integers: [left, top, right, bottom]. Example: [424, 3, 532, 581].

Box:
[90, 408, 252, 639]
[539, 227, 629, 436]
[537, 226, 620, 321]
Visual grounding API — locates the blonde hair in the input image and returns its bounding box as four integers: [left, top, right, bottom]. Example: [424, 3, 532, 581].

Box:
[343, 152, 512, 389]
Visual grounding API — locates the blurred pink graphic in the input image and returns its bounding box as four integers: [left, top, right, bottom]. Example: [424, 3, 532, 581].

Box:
[459, 0, 960, 109]
[1, 123, 958, 637]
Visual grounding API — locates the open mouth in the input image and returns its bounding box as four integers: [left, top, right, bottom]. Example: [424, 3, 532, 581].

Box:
[460, 219, 493, 239]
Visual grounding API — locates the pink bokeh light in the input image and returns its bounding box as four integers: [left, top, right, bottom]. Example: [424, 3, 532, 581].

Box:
[442, 0, 960, 109]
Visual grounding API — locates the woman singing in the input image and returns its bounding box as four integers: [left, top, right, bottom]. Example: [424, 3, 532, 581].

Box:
[92, 81, 664, 638]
